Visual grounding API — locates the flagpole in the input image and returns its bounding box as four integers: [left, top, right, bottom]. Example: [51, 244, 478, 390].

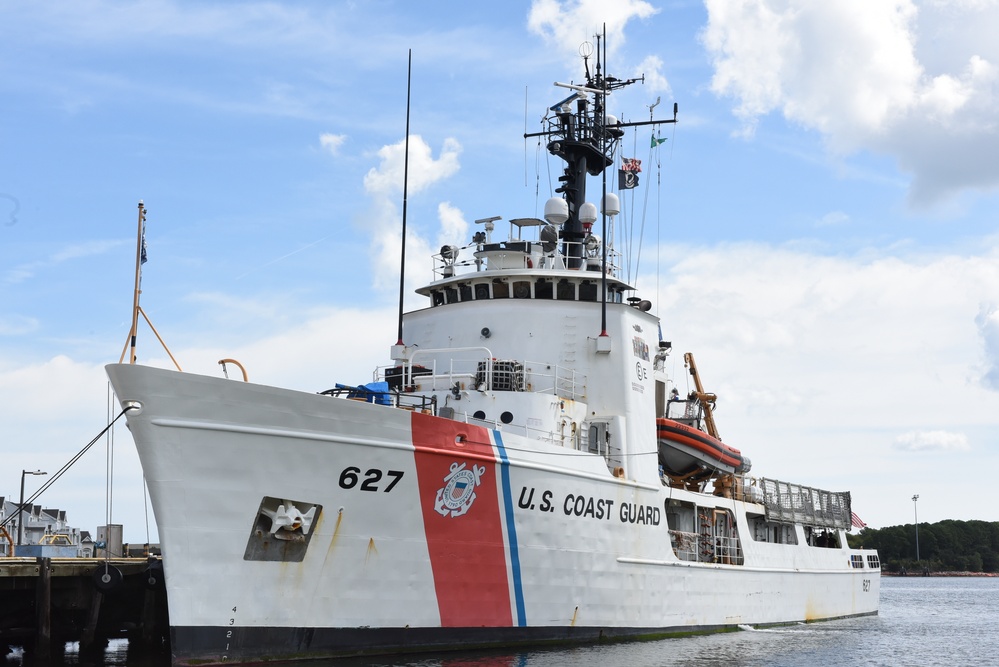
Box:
[124, 201, 146, 364]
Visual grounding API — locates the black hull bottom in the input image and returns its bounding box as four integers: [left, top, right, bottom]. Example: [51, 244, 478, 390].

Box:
[172, 614, 878, 665]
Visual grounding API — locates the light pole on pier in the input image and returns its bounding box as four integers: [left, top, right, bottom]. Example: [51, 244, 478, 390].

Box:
[912, 494, 920, 562]
[18, 469, 47, 549]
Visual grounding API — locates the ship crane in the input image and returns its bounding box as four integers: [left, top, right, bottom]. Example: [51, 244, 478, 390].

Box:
[683, 352, 720, 440]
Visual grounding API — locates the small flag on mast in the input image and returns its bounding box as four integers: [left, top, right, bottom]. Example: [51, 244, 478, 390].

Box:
[621, 157, 642, 172]
[651, 135, 667, 147]
[851, 511, 867, 528]
[140, 224, 148, 265]
[619, 170, 639, 190]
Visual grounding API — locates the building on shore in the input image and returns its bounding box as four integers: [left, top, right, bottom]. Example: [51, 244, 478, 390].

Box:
[1, 498, 158, 558]
[0, 496, 87, 557]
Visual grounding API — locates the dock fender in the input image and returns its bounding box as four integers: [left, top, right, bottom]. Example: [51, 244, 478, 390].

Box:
[144, 559, 164, 589]
[92, 563, 123, 592]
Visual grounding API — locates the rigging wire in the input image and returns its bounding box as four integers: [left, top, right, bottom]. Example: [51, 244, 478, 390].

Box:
[623, 128, 638, 283]
[105, 382, 116, 558]
[536, 136, 547, 217]
[143, 475, 151, 547]
[656, 135, 662, 327]
[0, 406, 135, 535]
[543, 134, 552, 199]
[524, 86, 529, 189]
[633, 136, 657, 289]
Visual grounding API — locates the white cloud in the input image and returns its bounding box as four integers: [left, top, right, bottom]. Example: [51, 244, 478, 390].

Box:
[816, 211, 850, 227]
[363, 135, 460, 197]
[701, 0, 999, 206]
[650, 239, 999, 496]
[16, 1, 332, 49]
[0, 314, 39, 336]
[528, 0, 659, 60]
[319, 133, 346, 155]
[893, 430, 971, 451]
[977, 303, 999, 389]
[635, 55, 670, 96]
[4, 240, 126, 284]
[151, 305, 397, 392]
[703, 1, 922, 137]
[436, 202, 468, 249]
[360, 135, 463, 296]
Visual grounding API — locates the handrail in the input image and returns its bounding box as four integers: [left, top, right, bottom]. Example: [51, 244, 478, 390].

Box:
[431, 238, 623, 279]
[379, 350, 586, 401]
[668, 528, 744, 565]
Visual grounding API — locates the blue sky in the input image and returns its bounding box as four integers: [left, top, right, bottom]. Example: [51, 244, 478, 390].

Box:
[2, 0, 998, 541]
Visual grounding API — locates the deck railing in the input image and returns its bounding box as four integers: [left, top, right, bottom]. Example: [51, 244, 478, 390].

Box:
[378, 350, 586, 402]
[759, 478, 852, 530]
[669, 530, 745, 565]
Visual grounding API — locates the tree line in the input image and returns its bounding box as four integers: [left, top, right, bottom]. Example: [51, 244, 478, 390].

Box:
[846, 519, 999, 573]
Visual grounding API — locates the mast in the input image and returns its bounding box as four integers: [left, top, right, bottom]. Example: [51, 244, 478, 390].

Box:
[524, 41, 678, 272]
[127, 201, 146, 364]
[117, 201, 182, 370]
[396, 49, 413, 348]
[599, 26, 609, 337]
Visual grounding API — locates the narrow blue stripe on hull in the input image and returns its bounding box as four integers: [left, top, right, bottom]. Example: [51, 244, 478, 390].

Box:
[493, 429, 527, 626]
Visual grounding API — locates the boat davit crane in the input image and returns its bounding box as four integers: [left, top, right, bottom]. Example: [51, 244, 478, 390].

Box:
[683, 352, 720, 440]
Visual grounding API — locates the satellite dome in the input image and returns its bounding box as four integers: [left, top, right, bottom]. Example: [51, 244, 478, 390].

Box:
[602, 192, 620, 217]
[544, 197, 569, 226]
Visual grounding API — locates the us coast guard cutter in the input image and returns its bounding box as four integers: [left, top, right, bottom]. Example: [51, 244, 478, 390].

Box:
[107, 38, 880, 665]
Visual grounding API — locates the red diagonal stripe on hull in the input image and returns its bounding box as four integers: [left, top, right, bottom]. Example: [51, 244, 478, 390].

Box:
[412, 412, 512, 627]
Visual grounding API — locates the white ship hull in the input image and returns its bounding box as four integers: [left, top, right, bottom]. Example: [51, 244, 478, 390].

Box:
[108, 364, 879, 665]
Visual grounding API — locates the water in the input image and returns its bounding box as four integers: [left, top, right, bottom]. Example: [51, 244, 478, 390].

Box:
[13, 576, 997, 666]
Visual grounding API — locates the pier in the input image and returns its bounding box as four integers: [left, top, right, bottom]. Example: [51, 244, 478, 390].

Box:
[0, 556, 168, 662]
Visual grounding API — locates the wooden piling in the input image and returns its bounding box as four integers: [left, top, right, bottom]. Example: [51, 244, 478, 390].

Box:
[34, 557, 51, 662]
[79, 588, 103, 653]
[0, 557, 168, 659]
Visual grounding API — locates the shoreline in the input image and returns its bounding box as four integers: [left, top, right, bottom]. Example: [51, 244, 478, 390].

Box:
[882, 571, 999, 577]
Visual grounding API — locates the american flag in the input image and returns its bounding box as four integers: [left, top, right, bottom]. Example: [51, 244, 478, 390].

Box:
[851, 511, 867, 528]
[621, 157, 642, 173]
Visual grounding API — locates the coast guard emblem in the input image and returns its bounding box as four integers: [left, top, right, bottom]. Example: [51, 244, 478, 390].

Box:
[434, 462, 485, 518]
